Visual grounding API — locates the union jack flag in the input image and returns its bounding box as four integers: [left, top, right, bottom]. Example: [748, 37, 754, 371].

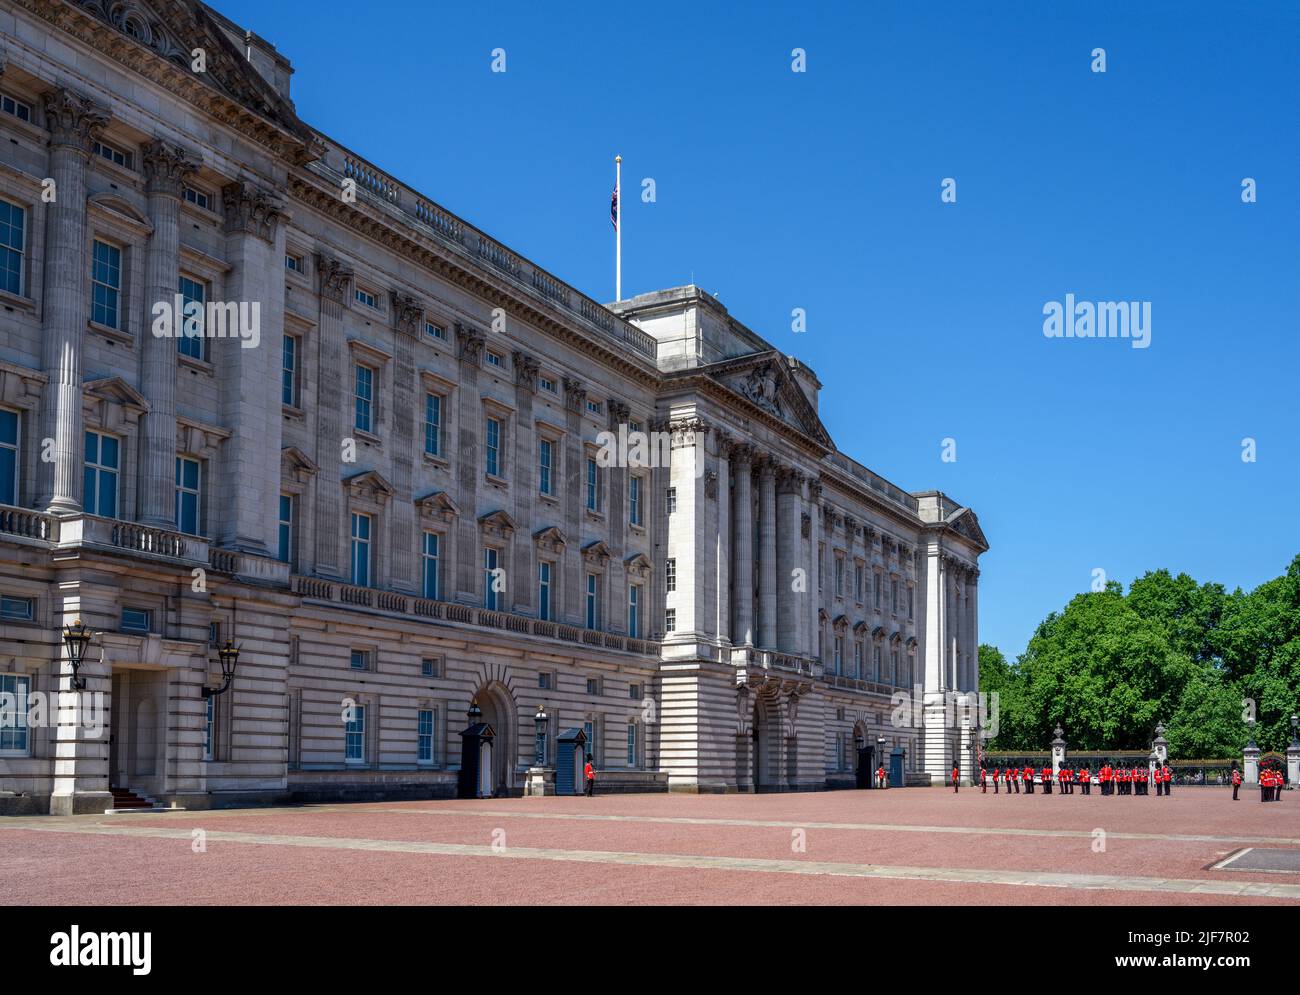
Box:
[610, 185, 618, 230]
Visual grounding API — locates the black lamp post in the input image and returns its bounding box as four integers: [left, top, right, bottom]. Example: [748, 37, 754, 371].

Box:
[467, 698, 483, 724]
[534, 703, 549, 765]
[877, 734, 886, 786]
[202, 640, 240, 698]
[62, 618, 94, 691]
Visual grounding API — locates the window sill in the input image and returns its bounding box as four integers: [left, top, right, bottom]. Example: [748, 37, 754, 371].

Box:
[282, 404, 305, 422]
[422, 451, 450, 470]
[353, 428, 382, 447]
[584, 508, 605, 524]
[88, 320, 132, 347]
[179, 353, 215, 375]
[0, 288, 35, 313]
[539, 492, 560, 506]
[629, 523, 646, 536]
[484, 472, 508, 488]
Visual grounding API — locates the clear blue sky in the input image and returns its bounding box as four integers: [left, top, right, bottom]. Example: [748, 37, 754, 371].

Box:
[216, 0, 1300, 657]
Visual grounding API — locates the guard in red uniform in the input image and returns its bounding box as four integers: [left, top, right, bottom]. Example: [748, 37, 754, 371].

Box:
[1042, 766, 1052, 794]
[1100, 764, 1111, 796]
[876, 765, 887, 789]
[1231, 764, 1241, 801]
[584, 755, 596, 797]
[952, 763, 960, 793]
[1012, 766, 1020, 794]
[1162, 764, 1172, 796]
[1056, 766, 1067, 794]
[1023, 764, 1034, 794]
[1078, 765, 1090, 795]
[980, 765, 987, 793]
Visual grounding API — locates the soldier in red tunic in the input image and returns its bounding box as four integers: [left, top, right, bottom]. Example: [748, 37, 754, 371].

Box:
[1041, 765, 1052, 794]
[1078, 764, 1090, 795]
[1023, 764, 1034, 795]
[1162, 764, 1173, 796]
[952, 763, 960, 793]
[1012, 766, 1020, 794]
[1231, 764, 1241, 801]
[980, 765, 987, 793]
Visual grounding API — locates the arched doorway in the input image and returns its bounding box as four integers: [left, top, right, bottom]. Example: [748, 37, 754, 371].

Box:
[853, 721, 873, 788]
[468, 683, 515, 796]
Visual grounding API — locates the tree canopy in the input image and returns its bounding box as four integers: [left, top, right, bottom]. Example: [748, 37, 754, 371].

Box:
[980, 555, 1300, 757]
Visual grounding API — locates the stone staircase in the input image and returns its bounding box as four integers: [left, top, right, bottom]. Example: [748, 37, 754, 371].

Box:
[107, 786, 164, 812]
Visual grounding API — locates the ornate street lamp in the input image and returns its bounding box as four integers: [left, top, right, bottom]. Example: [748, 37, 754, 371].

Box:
[1291, 714, 1298, 748]
[467, 698, 483, 724]
[534, 703, 549, 765]
[62, 618, 94, 691]
[877, 734, 886, 787]
[202, 640, 240, 698]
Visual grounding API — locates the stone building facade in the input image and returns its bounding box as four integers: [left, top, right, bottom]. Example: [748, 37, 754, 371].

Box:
[0, 0, 987, 814]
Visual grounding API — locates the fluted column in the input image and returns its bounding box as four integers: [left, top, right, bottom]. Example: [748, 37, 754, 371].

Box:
[730, 445, 754, 647]
[138, 141, 198, 526]
[389, 293, 423, 591]
[775, 467, 802, 654]
[36, 89, 108, 515]
[967, 569, 979, 691]
[757, 456, 777, 649]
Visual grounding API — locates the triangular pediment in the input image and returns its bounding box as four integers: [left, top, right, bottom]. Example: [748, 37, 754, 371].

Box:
[705, 352, 833, 448]
[533, 525, 566, 551]
[344, 469, 394, 503]
[281, 446, 318, 476]
[582, 540, 611, 564]
[416, 490, 459, 521]
[624, 551, 653, 577]
[477, 509, 516, 534]
[945, 507, 989, 552]
[83, 376, 149, 411]
[48, 0, 314, 159]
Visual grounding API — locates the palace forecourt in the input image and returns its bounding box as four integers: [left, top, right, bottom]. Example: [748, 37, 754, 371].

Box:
[2, 788, 1297, 905]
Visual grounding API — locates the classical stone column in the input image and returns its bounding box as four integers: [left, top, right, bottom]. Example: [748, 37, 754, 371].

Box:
[757, 456, 777, 649]
[36, 89, 108, 516]
[715, 435, 731, 645]
[138, 140, 198, 527]
[730, 445, 754, 647]
[775, 467, 802, 654]
[512, 353, 540, 614]
[561, 379, 585, 622]
[313, 254, 352, 576]
[806, 478, 823, 660]
[389, 292, 422, 591]
[214, 180, 285, 553]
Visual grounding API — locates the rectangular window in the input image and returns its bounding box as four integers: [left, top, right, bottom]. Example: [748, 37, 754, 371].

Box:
[0, 92, 32, 124]
[908, 586, 914, 620]
[629, 476, 642, 526]
[278, 494, 294, 565]
[628, 584, 640, 639]
[892, 579, 899, 615]
[665, 558, 676, 593]
[424, 394, 442, 457]
[0, 596, 33, 621]
[350, 650, 370, 671]
[584, 720, 596, 765]
[585, 399, 602, 416]
[0, 674, 30, 754]
[833, 636, 843, 674]
[422, 532, 440, 600]
[585, 457, 599, 511]
[421, 658, 439, 678]
[0, 199, 25, 296]
[345, 704, 366, 762]
[818, 544, 825, 593]
[483, 547, 500, 611]
[355, 287, 377, 309]
[585, 573, 598, 629]
[629, 684, 642, 700]
[174, 456, 201, 535]
[586, 677, 599, 696]
[425, 321, 447, 341]
[538, 672, 551, 690]
[83, 431, 119, 518]
[485, 418, 501, 476]
[121, 608, 151, 633]
[665, 608, 676, 633]
[0, 408, 18, 505]
[93, 140, 133, 169]
[350, 512, 371, 586]
[873, 644, 882, 681]
[182, 186, 211, 210]
[666, 487, 676, 515]
[90, 240, 122, 329]
[538, 439, 553, 495]
[891, 648, 900, 685]
[485, 350, 503, 368]
[855, 565, 864, 603]
[854, 642, 863, 678]
[835, 556, 844, 597]
[284, 252, 302, 272]
[874, 572, 882, 610]
[538, 561, 552, 621]
[281, 334, 298, 406]
[177, 275, 206, 359]
[354, 365, 373, 433]
[539, 376, 556, 394]
[627, 723, 637, 768]
[417, 709, 435, 764]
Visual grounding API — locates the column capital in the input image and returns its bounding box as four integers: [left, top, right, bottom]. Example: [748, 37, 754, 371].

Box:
[607, 398, 631, 429]
[563, 377, 586, 411]
[776, 465, 805, 494]
[513, 351, 540, 391]
[222, 180, 284, 243]
[808, 477, 824, 502]
[729, 442, 755, 469]
[755, 452, 778, 478]
[142, 139, 199, 198]
[316, 253, 353, 303]
[43, 87, 109, 154]
[457, 323, 486, 365]
[391, 291, 423, 335]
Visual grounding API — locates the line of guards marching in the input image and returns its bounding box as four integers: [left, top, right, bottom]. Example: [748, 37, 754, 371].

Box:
[976, 764, 1177, 796]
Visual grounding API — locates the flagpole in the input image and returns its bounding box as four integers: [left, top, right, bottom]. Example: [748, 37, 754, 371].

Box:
[615, 155, 622, 302]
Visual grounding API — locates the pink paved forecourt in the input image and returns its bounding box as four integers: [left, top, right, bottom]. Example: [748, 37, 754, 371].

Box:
[3, 787, 1297, 906]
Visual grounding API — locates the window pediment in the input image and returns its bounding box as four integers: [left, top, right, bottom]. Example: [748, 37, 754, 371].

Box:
[416, 490, 459, 522]
[533, 525, 566, 553]
[282, 445, 318, 483]
[345, 469, 394, 505]
[477, 509, 516, 538]
[582, 540, 611, 565]
[624, 552, 652, 578]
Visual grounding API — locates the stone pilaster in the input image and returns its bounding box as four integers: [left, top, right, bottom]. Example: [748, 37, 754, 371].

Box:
[512, 353, 540, 613]
[313, 254, 352, 576]
[36, 88, 108, 516]
[138, 140, 198, 527]
[561, 378, 585, 622]
[806, 478, 823, 662]
[214, 179, 285, 553]
[454, 324, 485, 601]
[729, 445, 754, 647]
[389, 292, 422, 591]
[756, 457, 777, 649]
[714, 434, 731, 646]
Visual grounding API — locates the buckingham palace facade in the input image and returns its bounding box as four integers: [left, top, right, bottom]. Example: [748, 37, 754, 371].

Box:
[0, 0, 987, 814]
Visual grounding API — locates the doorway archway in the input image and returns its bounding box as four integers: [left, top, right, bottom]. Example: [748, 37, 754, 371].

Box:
[751, 694, 778, 792]
[467, 682, 516, 796]
[853, 720, 873, 788]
